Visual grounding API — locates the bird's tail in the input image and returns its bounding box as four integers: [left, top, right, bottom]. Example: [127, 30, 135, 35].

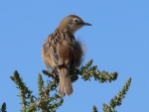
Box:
[58, 68, 73, 97]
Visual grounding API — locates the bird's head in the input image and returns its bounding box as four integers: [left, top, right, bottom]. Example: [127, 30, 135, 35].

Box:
[58, 15, 92, 34]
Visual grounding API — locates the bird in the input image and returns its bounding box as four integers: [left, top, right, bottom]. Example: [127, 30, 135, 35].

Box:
[42, 15, 91, 97]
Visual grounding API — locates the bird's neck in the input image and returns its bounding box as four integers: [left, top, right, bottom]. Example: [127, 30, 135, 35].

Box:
[56, 27, 76, 35]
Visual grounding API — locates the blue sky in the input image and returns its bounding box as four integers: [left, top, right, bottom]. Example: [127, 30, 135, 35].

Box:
[0, 0, 149, 112]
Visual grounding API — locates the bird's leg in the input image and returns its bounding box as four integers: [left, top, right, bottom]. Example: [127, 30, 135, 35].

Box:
[52, 70, 58, 78]
[51, 70, 59, 83]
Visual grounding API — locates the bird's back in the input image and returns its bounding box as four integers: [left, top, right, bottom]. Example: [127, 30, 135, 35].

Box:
[42, 29, 83, 70]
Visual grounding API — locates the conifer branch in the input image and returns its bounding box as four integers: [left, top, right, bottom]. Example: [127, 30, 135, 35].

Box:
[79, 60, 118, 82]
[0, 103, 6, 112]
[9, 60, 131, 112]
[10, 70, 35, 110]
[102, 78, 132, 112]
[10, 71, 63, 112]
[38, 74, 45, 96]
[110, 78, 131, 108]
[42, 60, 118, 84]
[93, 105, 98, 112]
[42, 70, 55, 78]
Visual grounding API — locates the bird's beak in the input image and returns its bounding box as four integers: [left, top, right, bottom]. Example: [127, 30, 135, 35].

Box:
[84, 22, 92, 26]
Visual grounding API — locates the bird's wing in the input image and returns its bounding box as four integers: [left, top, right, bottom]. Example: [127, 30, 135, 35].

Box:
[42, 33, 59, 68]
[42, 30, 83, 69]
[56, 31, 76, 67]
[56, 31, 83, 68]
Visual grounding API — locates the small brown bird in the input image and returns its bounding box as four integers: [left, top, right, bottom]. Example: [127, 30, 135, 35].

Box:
[42, 15, 91, 97]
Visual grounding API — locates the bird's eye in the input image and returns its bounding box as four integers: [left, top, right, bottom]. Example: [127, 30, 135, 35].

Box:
[75, 19, 78, 22]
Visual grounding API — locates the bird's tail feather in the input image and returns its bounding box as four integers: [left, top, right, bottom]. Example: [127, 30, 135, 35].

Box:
[58, 68, 73, 97]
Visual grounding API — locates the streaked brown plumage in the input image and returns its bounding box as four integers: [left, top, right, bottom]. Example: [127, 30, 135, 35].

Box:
[42, 15, 91, 97]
